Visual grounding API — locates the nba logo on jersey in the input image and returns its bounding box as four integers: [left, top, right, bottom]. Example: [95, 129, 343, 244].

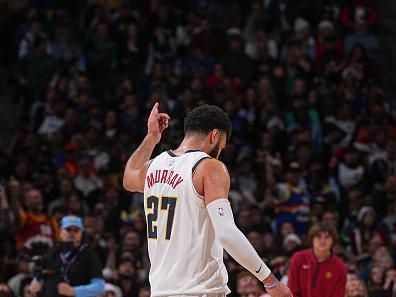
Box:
[217, 207, 225, 216]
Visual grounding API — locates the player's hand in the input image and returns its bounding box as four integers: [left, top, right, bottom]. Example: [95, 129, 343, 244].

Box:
[265, 282, 293, 297]
[147, 102, 170, 144]
[263, 274, 293, 297]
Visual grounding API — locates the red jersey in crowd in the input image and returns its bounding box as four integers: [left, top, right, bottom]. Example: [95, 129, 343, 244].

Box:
[287, 248, 347, 297]
[15, 211, 59, 250]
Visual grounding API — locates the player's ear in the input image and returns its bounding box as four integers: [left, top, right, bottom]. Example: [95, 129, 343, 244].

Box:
[209, 129, 219, 144]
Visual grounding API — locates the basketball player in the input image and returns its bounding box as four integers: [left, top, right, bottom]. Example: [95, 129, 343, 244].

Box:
[123, 103, 292, 297]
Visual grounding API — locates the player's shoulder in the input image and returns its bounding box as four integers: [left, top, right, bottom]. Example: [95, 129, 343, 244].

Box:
[197, 157, 228, 173]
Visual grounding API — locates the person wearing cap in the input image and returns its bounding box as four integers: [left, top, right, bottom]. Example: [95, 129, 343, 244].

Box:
[273, 162, 310, 235]
[30, 215, 105, 297]
[287, 222, 347, 297]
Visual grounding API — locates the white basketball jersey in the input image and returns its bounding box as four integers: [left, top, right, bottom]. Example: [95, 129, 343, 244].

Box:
[143, 150, 230, 296]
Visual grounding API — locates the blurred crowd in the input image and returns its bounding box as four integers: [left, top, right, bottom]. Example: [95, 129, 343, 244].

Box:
[0, 0, 395, 296]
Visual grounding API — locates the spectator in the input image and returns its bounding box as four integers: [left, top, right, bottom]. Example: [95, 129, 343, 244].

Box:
[340, 0, 378, 30]
[0, 0, 392, 294]
[101, 283, 122, 297]
[0, 283, 13, 297]
[0, 185, 12, 234]
[345, 277, 368, 297]
[367, 265, 386, 297]
[350, 206, 387, 256]
[273, 162, 310, 235]
[344, 15, 379, 61]
[287, 222, 347, 297]
[19, 277, 33, 297]
[236, 271, 264, 297]
[13, 188, 58, 251]
[73, 157, 103, 203]
[7, 255, 30, 297]
[29, 215, 105, 297]
[115, 258, 139, 297]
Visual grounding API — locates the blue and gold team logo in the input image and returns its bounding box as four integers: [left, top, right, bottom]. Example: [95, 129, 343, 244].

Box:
[325, 271, 332, 279]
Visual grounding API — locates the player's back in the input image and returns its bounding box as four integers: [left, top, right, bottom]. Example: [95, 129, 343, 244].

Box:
[143, 150, 230, 296]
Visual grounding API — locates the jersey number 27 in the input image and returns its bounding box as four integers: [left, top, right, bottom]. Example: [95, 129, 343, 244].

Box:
[146, 196, 177, 240]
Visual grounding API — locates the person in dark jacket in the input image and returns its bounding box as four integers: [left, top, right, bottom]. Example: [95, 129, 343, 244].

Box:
[30, 215, 105, 297]
[287, 222, 347, 297]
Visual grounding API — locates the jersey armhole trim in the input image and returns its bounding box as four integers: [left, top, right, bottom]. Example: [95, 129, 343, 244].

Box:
[192, 156, 212, 176]
[147, 159, 154, 171]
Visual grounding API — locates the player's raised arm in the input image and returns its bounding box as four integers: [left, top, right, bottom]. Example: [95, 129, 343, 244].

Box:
[123, 102, 170, 193]
[199, 158, 293, 297]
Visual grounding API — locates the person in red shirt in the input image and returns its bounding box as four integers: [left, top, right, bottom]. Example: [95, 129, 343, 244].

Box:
[14, 188, 59, 250]
[287, 222, 347, 297]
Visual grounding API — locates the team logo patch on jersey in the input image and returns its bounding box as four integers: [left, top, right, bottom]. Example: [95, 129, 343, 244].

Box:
[325, 271, 332, 279]
[217, 207, 225, 216]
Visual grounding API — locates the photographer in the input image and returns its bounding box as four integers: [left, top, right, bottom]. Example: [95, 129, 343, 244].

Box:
[30, 216, 105, 297]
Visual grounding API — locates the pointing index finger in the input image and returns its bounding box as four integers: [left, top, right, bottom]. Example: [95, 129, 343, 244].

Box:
[150, 102, 159, 116]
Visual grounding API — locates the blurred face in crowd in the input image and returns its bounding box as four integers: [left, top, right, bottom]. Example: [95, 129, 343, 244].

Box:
[344, 150, 359, 167]
[322, 211, 338, 229]
[296, 144, 311, 166]
[368, 234, 384, 255]
[286, 170, 301, 186]
[237, 274, 262, 297]
[229, 37, 242, 53]
[345, 279, 368, 297]
[60, 226, 83, 247]
[237, 209, 252, 230]
[370, 265, 384, 285]
[262, 232, 274, 252]
[105, 111, 117, 129]
[15, 160, 29, 179]
[123, 230, 140, 249]
[362, 211, 375, 227]
[60, 179, 73, 196]
[118, 260, 135, 278]
[259, 132, 273, 151]
[373, 246, 393, 270]
[79, 158, 91, 176]
[347, 188, 362, 211]
[293, 79, 306, 96]
[312, 232, 333, 256]
[25, 189, 43, 212]
[239, 159, 253, 175]
[280, 222, 294, 238]
[247, 232, 264, 254]
[67, 194, 82, 214]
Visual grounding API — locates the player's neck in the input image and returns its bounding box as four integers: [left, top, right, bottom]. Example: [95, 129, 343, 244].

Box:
[173, 137, 206, 154]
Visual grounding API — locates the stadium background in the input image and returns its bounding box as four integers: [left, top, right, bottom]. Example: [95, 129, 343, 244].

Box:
[0, 0, 396, 296]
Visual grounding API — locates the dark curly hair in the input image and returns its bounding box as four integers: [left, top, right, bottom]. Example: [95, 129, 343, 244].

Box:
[184, 105, 232, 139]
